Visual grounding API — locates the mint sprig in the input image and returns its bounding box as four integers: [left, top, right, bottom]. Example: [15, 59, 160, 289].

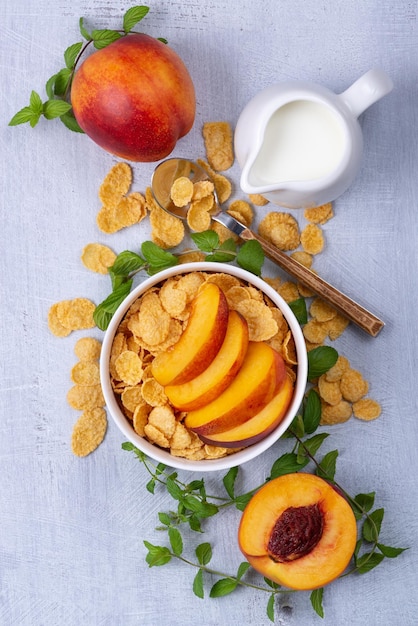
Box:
[93, 234, 265, 331]
[9, 6, 153, 132]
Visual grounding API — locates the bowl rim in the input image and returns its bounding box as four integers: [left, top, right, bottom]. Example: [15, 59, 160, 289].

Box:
[100, 262, 308, 472]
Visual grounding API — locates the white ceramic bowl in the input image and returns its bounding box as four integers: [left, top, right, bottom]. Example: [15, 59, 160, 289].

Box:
[100, 262, 308, 472]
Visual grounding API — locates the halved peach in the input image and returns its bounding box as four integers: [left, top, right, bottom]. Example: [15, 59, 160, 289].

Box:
[185, 342, 286, 436]
[165, 310, 249, 411]
[151, 282, 229, 386]
[198, 375, 294, 447]
[238, 473, 357, 590]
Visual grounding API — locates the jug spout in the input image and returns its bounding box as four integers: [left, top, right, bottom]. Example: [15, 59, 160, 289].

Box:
[339, 68, 393, 118]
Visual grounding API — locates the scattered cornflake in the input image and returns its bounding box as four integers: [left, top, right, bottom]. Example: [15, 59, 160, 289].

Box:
[303, 319, 329, 345]
[114, 192, 147, 228]
[149, 202, 185, 249]
[310, 298, 337, 322]
[277, 281, 300, 303]
[304, 203, 334, 224]
[290, 250, 313, 268]
[67, 383, 105, 411]
[227, 199, 254, 227]
[74, 337, 102, 362]
[325, 313, 350, 340]
[170, 176, 194, 207]
[71, 407, 107, 457]
[48, 298, 96, 336]
[318, 374, 342, 406]
[353, 398, 382, 421]
[320, 400, 352, 425]
[197, 159, 232, 204]
[202, 121, 234, 171]
[300, 223, 325, 254]
[99, 162, 132, 207]
[340, 369, 369, 402]
[249, 193, 269, 206]
[325, 355, 350, 382]
[70, 361, 100, 386]
[258, 212, 300, 251]
[81, 243, 117, 274]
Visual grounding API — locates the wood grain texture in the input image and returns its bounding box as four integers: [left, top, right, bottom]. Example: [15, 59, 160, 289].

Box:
[1, 0, 418, 624]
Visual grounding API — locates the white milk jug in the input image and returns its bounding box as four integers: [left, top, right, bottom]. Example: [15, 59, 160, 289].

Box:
[234, 69, 393, 208]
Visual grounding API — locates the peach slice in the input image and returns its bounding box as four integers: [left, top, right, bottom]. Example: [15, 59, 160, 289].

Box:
[198, 375, 294, 447]
[165, 310, 249, 411]
[151, 282, 229, 386]
[185, 342, 286, 436]
[238, 473, 357, 590]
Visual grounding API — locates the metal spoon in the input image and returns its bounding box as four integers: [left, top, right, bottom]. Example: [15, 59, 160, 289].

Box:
[151, 158, 384, 337]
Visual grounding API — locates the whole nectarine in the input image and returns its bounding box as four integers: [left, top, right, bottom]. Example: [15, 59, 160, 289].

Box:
[71, 33, 195, 161]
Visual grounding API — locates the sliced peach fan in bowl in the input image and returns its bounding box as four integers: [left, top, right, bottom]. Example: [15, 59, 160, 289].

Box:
[99, 262, 308, 472]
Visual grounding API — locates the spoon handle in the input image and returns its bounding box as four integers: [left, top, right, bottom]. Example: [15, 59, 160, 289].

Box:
[239, 228, 384, 337]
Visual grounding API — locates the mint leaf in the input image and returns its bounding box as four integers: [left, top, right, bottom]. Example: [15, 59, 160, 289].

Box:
[123, 6, 150, 32]
[223, 466, 238, 499]
[236, 562, 250, 580]
[43, 100, 72, 120]
[236, 239, 264, 275]
[288, 297, 308, 325]
[356, 551, 384, 573]
[307, 345, 338, 380]
[141, 241, 178, 274]
[64, 42, 83, 68]
[266, 594, 275, 622]
[91, 29, 122, 50]
[351, 492, 376, 520]
[79, 16, 92, 41]
[168, 527, 183, 556]
[269, 452, 309, 479]
[210, 578, 237, 597]
[143, 541, 172, 567]
[191, 230, 219, 252]
[303, 389, 321, 434]
[110, 250, 146, 276]
[297, 433, 329, 462]
[377, 543, 408, 558]
[196, 542, 212, 566]
[316, 449, 338, 481]
[310, 587, 324, 618]
[53, 67, 72, 95]
[30, 90, 43, 114]
[60, 111, 84, 133]
[93, 279, 133, 330]
[8, 106, 36, 127]
[362, 508, 384, 543]
[193, 568, 204, 598]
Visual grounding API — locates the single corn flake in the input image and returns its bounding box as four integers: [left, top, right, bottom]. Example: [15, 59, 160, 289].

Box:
[318, 375, 342, 406]
[170, 176, 194, 207]
[144, 423, 170, 448]
[290, 250, 313, 268]
[71, 361, 100, 386]
[249, 193, 268, 206]
[303, 319, 328, 345]
[278, 281, 300, 303]
[71, 407, 107, 457]
[310, 298, 337, 322]
[74, 337, 102, 362]
[282, 330, 298, 365]
[114, 192, 147, 228]
[159, 280, 188, 318]
[320, 400, 352, 425]
[170, 421, 192, 449]
[325, 313, 350, 340]
[187, 200, 212, 232]
[227, 200, 254, 227]
[81, 243, 116, 274]
[340, 369, 369, 402]
[192, 180, 214, 200]
[141, 377, 168, 407]
[121, 386, 145, 413]
[202, 121, 234, 171]
[115, 351, 144, 386]
[147, 405, 176, 439]
[178, 250, 206, 264]
[304, 203, 334, 224]
[300, 223, 325, 255]
[234, 299, 278, 341]
[133, 403, 151, 436]
[149, 203, 185, 249]
[258, 212, 300, 251]
[48, 303, 72, 337]
[99, 162, 132, 207]
[325, 355, 350, 382]
[54, 298, 96, 332]
[67, 384, 105, 411]
[353, 398, 382, 421]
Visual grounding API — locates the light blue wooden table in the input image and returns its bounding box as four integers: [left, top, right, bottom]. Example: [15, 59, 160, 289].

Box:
[1, 1, 417, 624]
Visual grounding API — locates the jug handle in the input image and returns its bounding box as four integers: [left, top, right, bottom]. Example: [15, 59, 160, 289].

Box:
[339, 68, 393, 118]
